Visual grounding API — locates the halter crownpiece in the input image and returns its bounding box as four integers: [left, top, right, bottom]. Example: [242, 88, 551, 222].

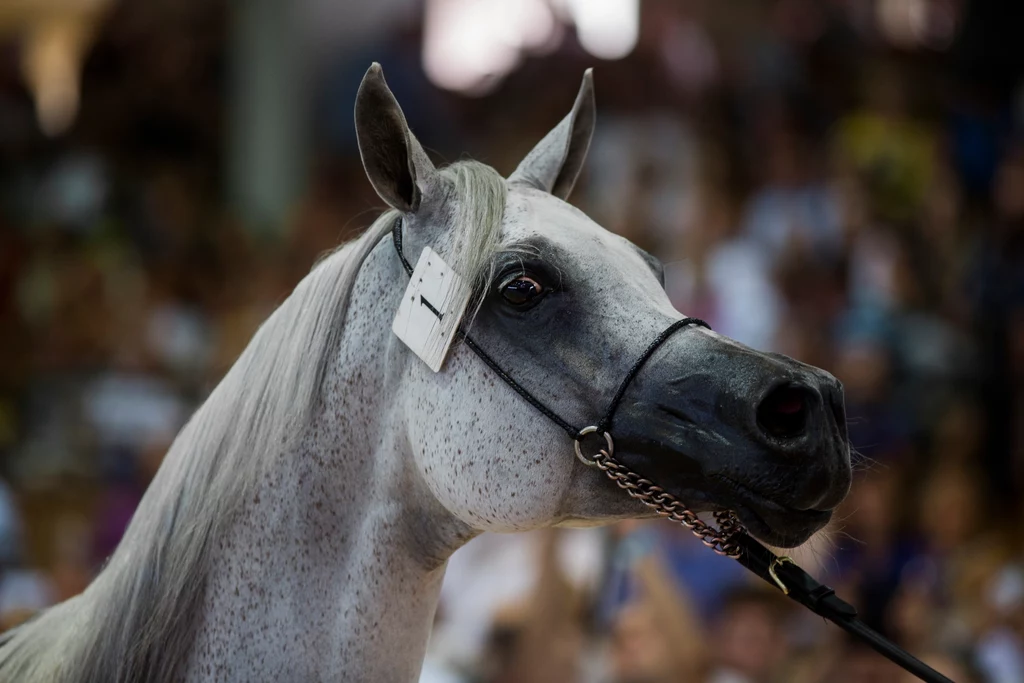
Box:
[389, 216, 954, 683]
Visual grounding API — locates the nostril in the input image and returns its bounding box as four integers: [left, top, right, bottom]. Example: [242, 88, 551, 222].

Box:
[757, 383, 812, 440]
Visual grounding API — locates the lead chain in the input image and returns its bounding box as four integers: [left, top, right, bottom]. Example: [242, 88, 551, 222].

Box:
[591, 450, 743, 557]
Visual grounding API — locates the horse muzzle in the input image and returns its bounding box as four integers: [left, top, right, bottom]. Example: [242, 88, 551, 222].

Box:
[611, 334, 853, 548]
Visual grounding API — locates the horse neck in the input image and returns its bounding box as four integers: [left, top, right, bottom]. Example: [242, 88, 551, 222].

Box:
[185, 239, 476, 682]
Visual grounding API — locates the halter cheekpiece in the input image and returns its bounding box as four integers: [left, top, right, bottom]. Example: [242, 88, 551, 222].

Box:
[390, 216, 709, 454]
[389, 216, 953, 683]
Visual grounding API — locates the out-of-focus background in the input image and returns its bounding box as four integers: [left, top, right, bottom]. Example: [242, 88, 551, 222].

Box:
[0, 1, 1022, 682]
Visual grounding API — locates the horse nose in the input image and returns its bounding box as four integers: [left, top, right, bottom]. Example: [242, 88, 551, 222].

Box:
[756, 382, 817, 442]
[753, 375, 850, 510]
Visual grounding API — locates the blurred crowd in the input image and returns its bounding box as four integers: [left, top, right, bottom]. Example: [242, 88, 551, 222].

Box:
[2, 1, 1024, 683]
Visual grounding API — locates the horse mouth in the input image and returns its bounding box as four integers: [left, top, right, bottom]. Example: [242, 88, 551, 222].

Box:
[711, 476, 832, 548]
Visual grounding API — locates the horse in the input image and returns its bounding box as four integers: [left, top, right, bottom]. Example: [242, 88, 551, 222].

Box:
[0, 64, 851, 683]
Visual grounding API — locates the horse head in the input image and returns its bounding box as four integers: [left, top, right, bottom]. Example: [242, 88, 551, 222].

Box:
[354, 63, 851, 549]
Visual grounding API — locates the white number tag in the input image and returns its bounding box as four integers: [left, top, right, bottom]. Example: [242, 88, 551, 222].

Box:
[392, 247, 469, 372]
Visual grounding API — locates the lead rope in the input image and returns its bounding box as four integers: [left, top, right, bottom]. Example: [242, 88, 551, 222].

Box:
[391, 218, 953, 683]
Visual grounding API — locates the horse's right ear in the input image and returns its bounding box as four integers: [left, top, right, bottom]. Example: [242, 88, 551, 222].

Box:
[508, 69, 595, 200]
[355, 63, 437, 214]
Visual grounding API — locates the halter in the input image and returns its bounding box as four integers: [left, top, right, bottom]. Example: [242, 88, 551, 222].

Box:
[391, 217, 952, 683]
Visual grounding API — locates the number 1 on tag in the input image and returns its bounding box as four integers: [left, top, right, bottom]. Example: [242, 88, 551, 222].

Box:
[392, 247, 469, 372]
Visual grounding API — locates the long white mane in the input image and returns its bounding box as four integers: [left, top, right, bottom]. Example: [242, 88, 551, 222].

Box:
[0, 161, 507, 683]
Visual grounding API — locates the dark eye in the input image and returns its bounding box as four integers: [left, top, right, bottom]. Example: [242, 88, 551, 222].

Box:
[501, 276, 544, 307]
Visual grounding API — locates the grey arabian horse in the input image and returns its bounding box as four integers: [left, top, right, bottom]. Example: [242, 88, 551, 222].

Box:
[0, 65, 851, 682]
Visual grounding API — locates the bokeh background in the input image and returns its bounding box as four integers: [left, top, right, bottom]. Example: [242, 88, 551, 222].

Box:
[1, 1, 1023, 682]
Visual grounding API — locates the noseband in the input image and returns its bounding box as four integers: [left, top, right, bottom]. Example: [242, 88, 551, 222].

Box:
[390, 217, 952, 683]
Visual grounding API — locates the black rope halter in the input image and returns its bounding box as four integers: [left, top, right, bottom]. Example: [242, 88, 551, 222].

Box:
[391, 217, 954, 683]
[391, 216, 706, 441]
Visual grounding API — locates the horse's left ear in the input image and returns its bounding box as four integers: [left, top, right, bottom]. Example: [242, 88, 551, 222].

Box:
[509, 69, 595, 200]
[355, 62, 438, 213]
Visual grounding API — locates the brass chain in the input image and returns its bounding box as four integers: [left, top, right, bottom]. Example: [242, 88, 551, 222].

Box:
[592, 450, 743, 557]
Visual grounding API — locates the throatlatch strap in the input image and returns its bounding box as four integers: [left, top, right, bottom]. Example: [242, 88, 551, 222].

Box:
[390, 217, 954, 683]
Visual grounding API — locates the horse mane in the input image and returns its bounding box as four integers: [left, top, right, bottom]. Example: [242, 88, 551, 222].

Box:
[0, 161, 507, 683]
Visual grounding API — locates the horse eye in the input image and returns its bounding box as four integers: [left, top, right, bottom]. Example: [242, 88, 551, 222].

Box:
[501, 276, 543, 307]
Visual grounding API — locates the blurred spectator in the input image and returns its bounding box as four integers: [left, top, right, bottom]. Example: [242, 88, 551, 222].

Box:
[833, 67, 937, 226]
[0, 477, 52, 631]
[832, 338, 910, 463]
[975, 564, 1024, 683]
[601, 522, 749, 625]
[705, 588, 792, 683]
[608, 553, 708, 683]
[430, 528, 603, 679]
[742, 124, 843, 263]
[484, 529, 586, 683]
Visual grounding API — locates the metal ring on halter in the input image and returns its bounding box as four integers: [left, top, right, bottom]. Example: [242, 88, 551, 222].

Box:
[574, 426, 613, 467]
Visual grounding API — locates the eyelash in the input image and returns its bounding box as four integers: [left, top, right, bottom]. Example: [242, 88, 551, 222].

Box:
[490, 257, 562, 303]
[497, 271, 528, 291]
